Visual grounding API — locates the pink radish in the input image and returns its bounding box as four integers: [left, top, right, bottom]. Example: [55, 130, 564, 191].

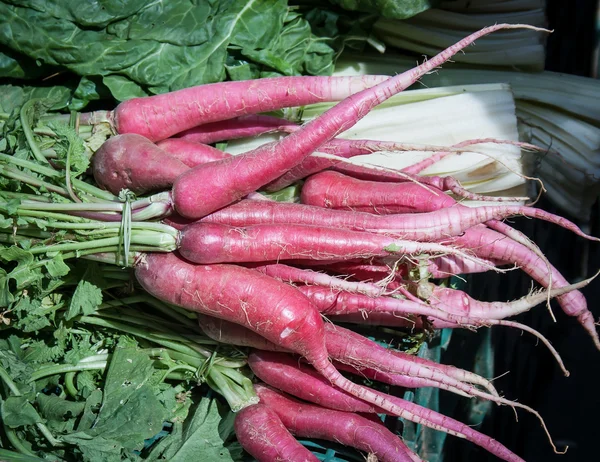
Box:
[255, 384, 423, 462]
[249, 351, 525, 462]
[92, 134, 188, 195]
[177, 222, 494, 267]
[168, 24, 545, 219]
[234, 403, 319, 462]
[135, 252, 490, 428]
[112, 75, 390, 141]
[175, 114, 299, 144]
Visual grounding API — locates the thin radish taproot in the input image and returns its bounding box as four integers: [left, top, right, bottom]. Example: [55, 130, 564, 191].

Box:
[266, 137, 536, 202]
[444, 226, 600, 349]
[196, 314, 497, 394]
[170, 24, 547, 219]
[255, 385, 423, 462]
[196, 310, 561, 449]
[252, 263, 386, 296]
[234, 403, 319, 462]
[249, 351, 526, 462]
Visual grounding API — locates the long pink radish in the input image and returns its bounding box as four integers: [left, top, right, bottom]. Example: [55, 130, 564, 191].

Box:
[299, 171, 597, 242]
[171, 24, 546, 219]
[177, 222, 495, 267]
[176, 115, 299, 144]
[249, 351, 526, 462]
[234, 403, 319, 462]
[135, 252, 489, 431]
[445, 226, 600, 349]
[156, 138, 230, 166]
[113, 75, 390, 141]
[263, 138, 470, 193]
[196, 310, 560, 450]
[329, 312, 568, 376]
[255, 385, 423, 462]
[196, 314, 496, 394]
[267, 138, 533, 203]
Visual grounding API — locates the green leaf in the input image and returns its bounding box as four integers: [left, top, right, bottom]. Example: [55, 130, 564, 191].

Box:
[0, 84, 74, 115]
[102, 75, 147, 101]
[68, 347, 167, 450]
[328, 0, 438, 19]
[44, 254, 70, 279]
[36, 393, 85, 423]
[1, 396, 44, 428]
[66, 280, 102, 320]
[2, 0, 148, 28]
[0, 0, 339, 102]
[1, 246, 43, 292]
[159, 398, 236, 462]
[0, 448, 45, 462]
[76, 389, 103, 432]
[0, 49, 50, 80]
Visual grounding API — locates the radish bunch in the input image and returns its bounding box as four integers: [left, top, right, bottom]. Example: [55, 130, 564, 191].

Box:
[41, 24, 598, 461]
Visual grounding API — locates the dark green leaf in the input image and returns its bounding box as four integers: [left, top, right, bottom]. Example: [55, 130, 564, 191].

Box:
[329, 0, 438, 19]
[80, 347, 167, 448]
[1, 396, 43, 428]
[36, 393, 85, 423]
[159, 398, 236, 462]
[66, 280, 102, 320]
[0, 448, 45, 461]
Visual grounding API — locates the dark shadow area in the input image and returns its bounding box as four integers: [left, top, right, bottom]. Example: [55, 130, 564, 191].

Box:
[442, 1, 600, 459]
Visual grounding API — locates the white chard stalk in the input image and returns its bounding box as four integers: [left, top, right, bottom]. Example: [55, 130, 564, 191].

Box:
[224, 83, 528, 206]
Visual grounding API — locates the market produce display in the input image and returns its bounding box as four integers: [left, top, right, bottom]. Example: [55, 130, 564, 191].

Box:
[1, 2, 599, 462]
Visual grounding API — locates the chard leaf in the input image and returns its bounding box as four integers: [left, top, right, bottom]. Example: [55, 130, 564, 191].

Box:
[0, 0, 338, 104]
[0, 49, 49, 79]
[102, 75, 147, 102]
[329, 0, 438, 19]
[2, 0, 147, 28]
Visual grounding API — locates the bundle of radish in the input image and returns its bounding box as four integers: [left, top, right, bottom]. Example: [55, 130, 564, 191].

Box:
[2, 23, 597, 462]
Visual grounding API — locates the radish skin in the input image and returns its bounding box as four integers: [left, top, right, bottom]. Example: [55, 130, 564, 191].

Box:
[135, 252, 489, 428]
[255, 385, 423, 462]
[177, 222, 493, 267]
[249, 351, 526, 462]
[176, 115, 299, 144]
[114, 75, 390, 141]
[172, 24, 546, 219]
[156, 138, 230, 166]
[234, 404, 319, 462]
